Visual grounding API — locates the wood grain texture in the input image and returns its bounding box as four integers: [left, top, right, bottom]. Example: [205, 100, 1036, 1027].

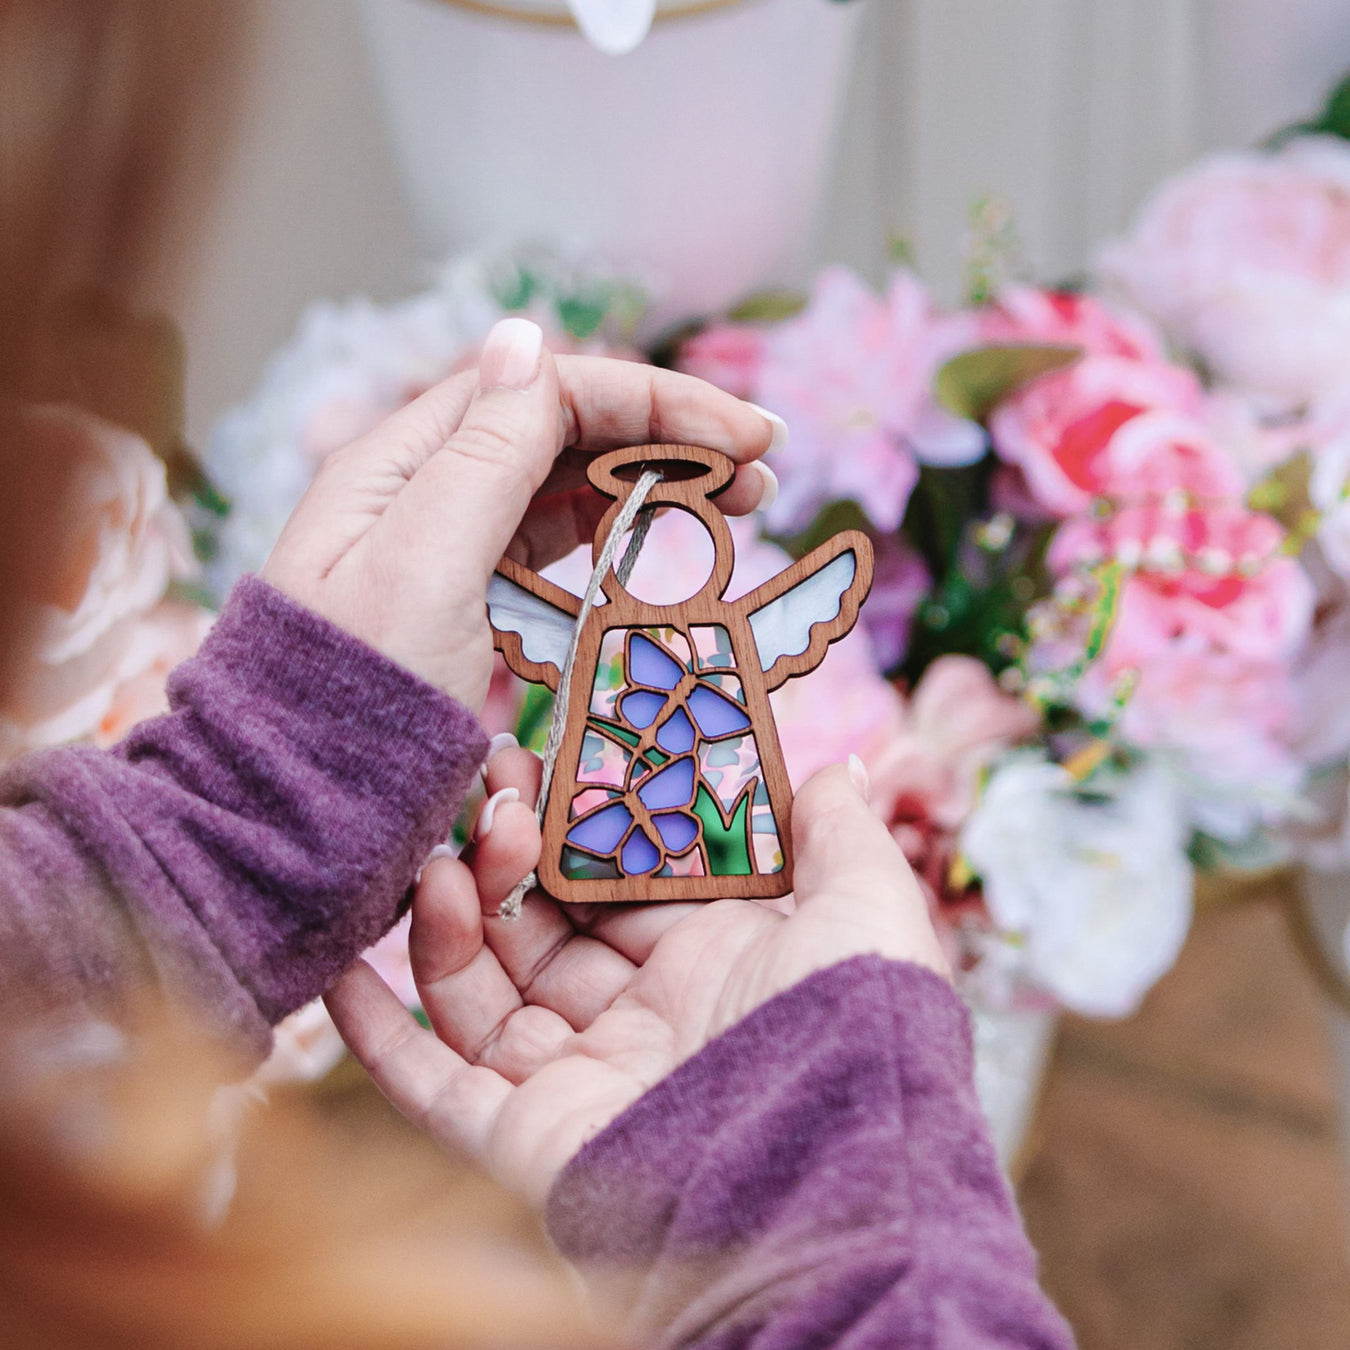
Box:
[489, 443, 874, 904]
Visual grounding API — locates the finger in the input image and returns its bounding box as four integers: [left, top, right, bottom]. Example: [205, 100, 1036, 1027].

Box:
[791, 764, 926, 910]
[484, 746, 543, 809]
[567, 901, 703, 964]
[324, 960, 510, 1161]
[409, 855, 524, 1052]
[789, 764, 950, 977]
[383, 321, 569, 588]
[504, 461, 775, 573]
[553, 355, 783, 462]
[471, 795, 542, 903]
[484, 898, 639, 1032]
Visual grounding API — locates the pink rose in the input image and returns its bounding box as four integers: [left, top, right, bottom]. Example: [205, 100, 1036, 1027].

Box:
[0, 407, 195, 758]
[869, 656, 1038, 833]
[979, 287, 1166, 362]
[1050, 503, 1313, 662]
[1046, 503, 1314, 822]
[1098, 137, 1350, 405]
[753, 267, 984, 533]
[675, 323, 767, 400]
[865, 656, 1037, 919]
[989, 355, 1204, 516]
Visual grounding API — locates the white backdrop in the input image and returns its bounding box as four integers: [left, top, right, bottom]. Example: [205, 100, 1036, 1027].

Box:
[179, 0, 1350, 447]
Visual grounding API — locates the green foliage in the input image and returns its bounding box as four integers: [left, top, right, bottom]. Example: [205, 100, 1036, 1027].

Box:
[767, 498, 870, 561]
[727, 289, 808, 324]
[515, 683, 556, 753]
[1268, 70, 1350, 144]
[934, 344, 1082, 422]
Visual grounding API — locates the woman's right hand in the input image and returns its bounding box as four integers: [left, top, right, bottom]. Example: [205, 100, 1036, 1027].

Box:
[325, 749, 949, 1210]
[261, 318, 782, 711]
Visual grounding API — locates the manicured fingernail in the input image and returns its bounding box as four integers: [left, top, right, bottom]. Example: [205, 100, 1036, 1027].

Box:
[748, 460, 779, 512]
[480, 318, 542, 391]
[488, 731, 519, 758]
[415, 842, 457, 882]
[747, 402, 789, 454]
[847, 753, 871, 803]
[475, 786, 520, 841]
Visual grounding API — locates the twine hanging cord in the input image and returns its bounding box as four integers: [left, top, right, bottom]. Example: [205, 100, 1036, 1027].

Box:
[498, 467, 662, 919]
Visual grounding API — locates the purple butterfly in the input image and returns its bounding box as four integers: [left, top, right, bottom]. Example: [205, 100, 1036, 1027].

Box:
[615, 631, 751, 754]
[565, 753, 701, 875]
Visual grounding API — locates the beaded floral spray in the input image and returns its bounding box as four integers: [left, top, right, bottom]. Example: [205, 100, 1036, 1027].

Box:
[488, 443, 873, 908]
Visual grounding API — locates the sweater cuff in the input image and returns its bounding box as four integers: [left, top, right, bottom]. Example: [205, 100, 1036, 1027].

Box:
[128, 575, 491, 1022]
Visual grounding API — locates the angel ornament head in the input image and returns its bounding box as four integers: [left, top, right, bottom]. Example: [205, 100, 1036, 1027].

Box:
[488, 444, 874, 904]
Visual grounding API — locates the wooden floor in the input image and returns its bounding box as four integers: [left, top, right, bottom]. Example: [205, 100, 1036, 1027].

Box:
[1018, 892, 1350, 1349]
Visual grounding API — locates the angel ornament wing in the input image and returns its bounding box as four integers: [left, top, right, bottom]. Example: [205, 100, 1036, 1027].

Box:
[487, 443, 874, 904]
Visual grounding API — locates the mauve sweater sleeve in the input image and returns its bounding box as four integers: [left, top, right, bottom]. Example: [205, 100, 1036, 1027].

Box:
[0, 576, 488, 1060]
[547, 956, 1075, 1350]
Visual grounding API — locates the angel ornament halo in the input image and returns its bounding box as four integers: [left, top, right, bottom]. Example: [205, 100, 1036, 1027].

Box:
[488, 443, 874, 904]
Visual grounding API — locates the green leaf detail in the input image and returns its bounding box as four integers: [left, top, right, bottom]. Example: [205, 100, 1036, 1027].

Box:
[934, 344, 1083, 422]
[727, 290, 808, 324]
[693, 784, 752, 876]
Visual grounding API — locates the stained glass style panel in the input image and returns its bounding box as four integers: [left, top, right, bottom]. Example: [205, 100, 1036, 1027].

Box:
[566, 624, 783, 883]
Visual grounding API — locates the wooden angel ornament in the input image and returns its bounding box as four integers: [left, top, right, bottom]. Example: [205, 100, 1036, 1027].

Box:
[487, 443, 874, 904]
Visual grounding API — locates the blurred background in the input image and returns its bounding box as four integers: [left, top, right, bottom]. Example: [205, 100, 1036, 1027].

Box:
[181, 0, 1350, 444]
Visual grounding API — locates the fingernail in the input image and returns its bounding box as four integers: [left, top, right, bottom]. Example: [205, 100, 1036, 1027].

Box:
[488, 731, 519, 759]
[475, 786, 520, 841]
[747, 402, 789, 454]
[480, 318, 542, 391]
[847, 753, 871, 803]
[748, 460, 779, 512]
[415, 842, 457, 882]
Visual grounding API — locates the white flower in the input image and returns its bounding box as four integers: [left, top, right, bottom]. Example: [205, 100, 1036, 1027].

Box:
[960, 754, 1194, 1017]
[207, 261, 505, 592]
[0, 407, 195, 758]
[207, 253, 645, 595]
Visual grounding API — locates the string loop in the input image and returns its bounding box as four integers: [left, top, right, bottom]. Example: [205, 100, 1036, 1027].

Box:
[498, 469, 662, 919]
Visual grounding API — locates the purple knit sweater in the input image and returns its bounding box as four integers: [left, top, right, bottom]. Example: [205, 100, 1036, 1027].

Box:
[0, 577, 1074, 1348]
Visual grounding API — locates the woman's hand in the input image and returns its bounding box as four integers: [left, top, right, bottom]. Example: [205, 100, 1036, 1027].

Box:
[261, 319, 781, 710]
[325, 747, 949, 1210]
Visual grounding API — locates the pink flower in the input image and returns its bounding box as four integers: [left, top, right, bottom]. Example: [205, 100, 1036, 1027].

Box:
[1098, 137, 1350, 405]
[676, 323, 767, 400]
[1050, 503, 1313, 662]
[978, 286, 1167, 362]
[1046, 503, 1315, 825]
[868, 656, 1039, 834]
[0, 407, 196, 758]
[860, 536, 931, 673]
[860, 657, 1037, 921]
[753, 268, 984, 533]
[772, 630, 907, 787]
[989, 355, 1204, 516]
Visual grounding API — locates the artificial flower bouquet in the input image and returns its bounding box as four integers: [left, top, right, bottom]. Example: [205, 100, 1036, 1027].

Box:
[677, 78, 1350, 1018]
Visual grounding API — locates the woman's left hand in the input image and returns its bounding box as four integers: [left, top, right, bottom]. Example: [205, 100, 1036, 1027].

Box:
[261, 318, 781, 710]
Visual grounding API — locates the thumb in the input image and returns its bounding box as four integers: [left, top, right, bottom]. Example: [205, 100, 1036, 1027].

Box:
[789, 762, 950, 978]
[387, 318, 566, 582]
